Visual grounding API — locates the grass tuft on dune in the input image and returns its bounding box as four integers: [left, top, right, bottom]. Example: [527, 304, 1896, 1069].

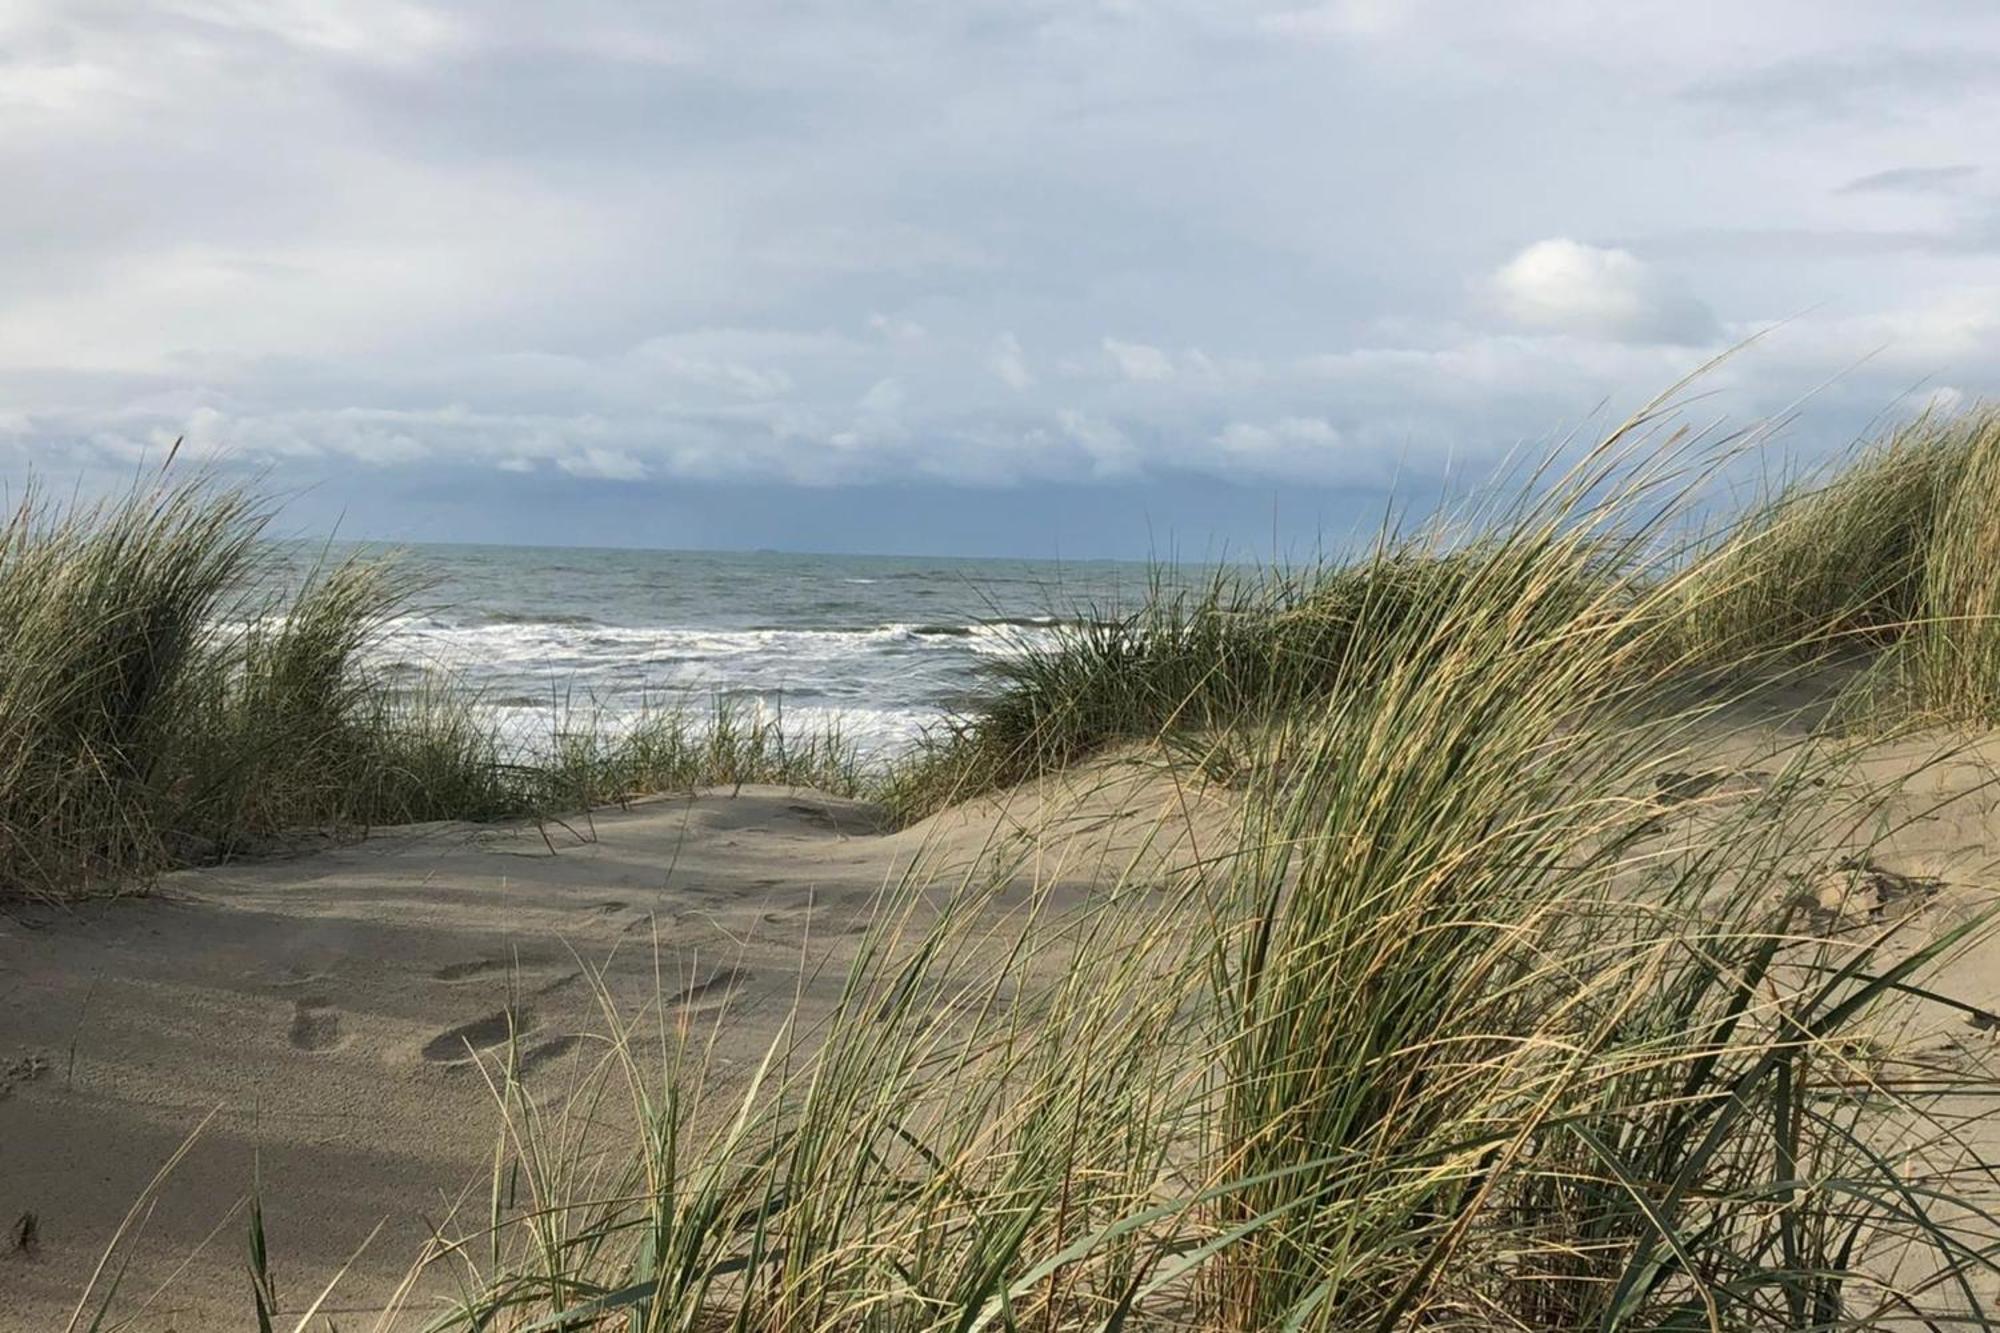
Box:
[1680, 406, 2000, 723]
[883, 405, 2000, 822]
[0, 477, 865, 902]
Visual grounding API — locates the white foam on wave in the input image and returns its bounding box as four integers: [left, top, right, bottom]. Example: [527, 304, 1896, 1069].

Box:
[366, 615, 1064, 756]
[371, 617, 1059, 671]
[478, 693, 929, 759]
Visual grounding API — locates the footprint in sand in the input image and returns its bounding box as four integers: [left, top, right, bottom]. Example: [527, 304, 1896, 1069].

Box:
[1798, 857, 1946, 933]
[421, 1007, 535, 1065]
[1634, 769, 1778, 837]
[762, 909, 870, 936]
[288, 999, 345, 1053]
[1654, 770, 1727, 805]
[668, 967, 748, 1010]
[434, 955, 575, 986]
[517, 1034, 582, 1076]
[533, 971, 583, 997]
[0, 1052, 52, 1100]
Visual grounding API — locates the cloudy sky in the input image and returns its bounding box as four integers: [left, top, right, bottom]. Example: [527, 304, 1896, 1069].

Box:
[4, 1, 1998, 556]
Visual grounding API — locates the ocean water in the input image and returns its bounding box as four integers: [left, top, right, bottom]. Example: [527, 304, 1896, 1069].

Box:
[270, 543, 1160, 754]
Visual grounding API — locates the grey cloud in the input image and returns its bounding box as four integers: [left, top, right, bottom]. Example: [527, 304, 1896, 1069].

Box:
[5, 2, 2000, 552]
[1837, 164, 1981, 195]
[1630, 226, 1972, 261]
[1684, 49, 2000, 120]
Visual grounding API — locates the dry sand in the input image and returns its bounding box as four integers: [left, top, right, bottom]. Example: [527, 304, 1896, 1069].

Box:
[0, 755, 1224, 1331]
[2, 729, 1998, 1330]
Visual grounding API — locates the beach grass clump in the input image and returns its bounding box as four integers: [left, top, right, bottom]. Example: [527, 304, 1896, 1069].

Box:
[870, 561, 1449, 821]
[1895, 408, 2000, 722]
[1190, 433, 1991, 1328]
[0, 484, 525, 896]
[880, 521, 1631, 825]
[167, 558, 518, 846]
[875, 569, 1297, 819]
[0, 479, 867, 901]
[882, 404, 2000, 826]
[0, 482, 266, 895]
[1682, 406, 2000, 723]
[533, 694, 868, 812]
[1678, 415, 1974, 661]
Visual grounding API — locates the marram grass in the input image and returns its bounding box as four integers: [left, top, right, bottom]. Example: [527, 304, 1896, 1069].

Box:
[885, 404, 2000, 822]
[0, 476, 866, 902]
[70, 401, 2000, 1329]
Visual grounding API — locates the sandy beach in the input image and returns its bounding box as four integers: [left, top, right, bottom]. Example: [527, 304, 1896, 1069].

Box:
[0, 755, 1232, 1330]
[5, 713, 1999, 1329]
[15, 5, 2000, 1324]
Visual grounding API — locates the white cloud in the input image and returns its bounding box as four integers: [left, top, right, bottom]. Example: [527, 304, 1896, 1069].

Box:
[1215, 416, 1346, 477]
[1873, 291, 2000, 361]
[1923, 385, 1967, 415]
[1103, 338, 1176, 382]
[989, 332, 1033, 389]
[1220, 416, 1341, 449]
[1487, 239, 1717, 345]
[324, 420, 429, 466]
[1744, 286, 2000, 373]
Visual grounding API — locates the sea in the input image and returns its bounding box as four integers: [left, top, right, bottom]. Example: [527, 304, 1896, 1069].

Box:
[268, 543, 1163, 756]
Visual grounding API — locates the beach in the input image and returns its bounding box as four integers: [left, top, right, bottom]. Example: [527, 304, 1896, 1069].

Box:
[7, 415, 2000, 1328]
[16, 3, 2000, 1325]
[2, 757, 1225, 1328]
[7, 714, 2000, 1327]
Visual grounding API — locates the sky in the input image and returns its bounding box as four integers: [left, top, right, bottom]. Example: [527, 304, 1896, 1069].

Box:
[4, 1, 2000, 557]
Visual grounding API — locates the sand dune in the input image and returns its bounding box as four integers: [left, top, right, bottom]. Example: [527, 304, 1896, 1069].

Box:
[3, 730, 1998, 1329]
[0, 755, 1226, 1330]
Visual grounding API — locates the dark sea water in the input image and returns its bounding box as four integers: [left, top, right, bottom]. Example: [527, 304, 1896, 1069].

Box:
[270, 544, 1161, 754]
